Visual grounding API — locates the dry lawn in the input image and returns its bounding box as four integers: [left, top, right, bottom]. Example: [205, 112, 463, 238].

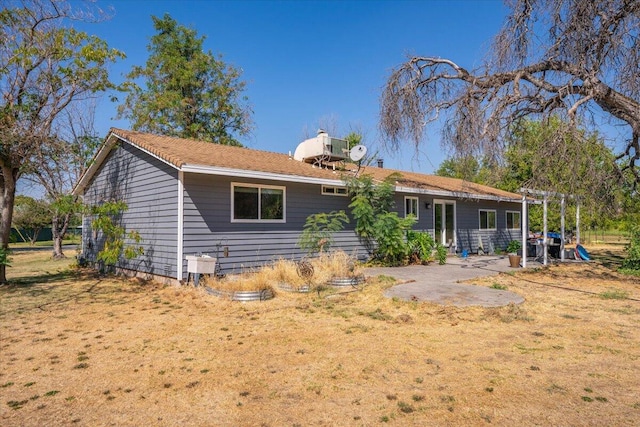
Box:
[1, 247, 639, 426]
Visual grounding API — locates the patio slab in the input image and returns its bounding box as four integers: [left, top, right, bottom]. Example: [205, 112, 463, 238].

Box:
[364, 255, 531, 307]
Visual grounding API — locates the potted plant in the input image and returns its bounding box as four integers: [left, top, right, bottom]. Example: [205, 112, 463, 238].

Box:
[506, 240, 522, 268]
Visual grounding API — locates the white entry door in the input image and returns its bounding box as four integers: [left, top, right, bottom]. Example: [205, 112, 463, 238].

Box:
[433, 200, 456, 246]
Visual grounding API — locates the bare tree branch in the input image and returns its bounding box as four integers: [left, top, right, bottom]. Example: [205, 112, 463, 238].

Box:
[380, 0, 640, 188]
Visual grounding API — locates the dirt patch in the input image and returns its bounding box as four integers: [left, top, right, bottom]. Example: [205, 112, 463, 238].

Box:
[1, 248, 639, 426]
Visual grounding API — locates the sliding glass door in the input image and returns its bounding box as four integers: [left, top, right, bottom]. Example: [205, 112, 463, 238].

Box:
[433, 200, 456, 246]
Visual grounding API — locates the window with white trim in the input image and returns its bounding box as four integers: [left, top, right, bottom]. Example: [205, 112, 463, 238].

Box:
[232, 183, 285, 222]
[506, 211, 521, 229]
[405, 196, 419, 219]
[321, 185, 347, 196]
[479, 209, 496, 230]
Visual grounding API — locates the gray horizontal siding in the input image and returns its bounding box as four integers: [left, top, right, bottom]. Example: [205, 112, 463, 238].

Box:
[181, 173, 368, 277]
[182, 230, 368, 276]
[81, 142, 179, 277]
[455, 199, 522, 254]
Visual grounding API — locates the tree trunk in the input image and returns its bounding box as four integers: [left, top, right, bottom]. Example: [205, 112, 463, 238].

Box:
[51, 213, 70, 259]
[0, 164, 18, 283]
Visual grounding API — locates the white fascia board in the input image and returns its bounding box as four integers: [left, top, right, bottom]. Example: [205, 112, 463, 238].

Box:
[395, 185, 521, 203]
[181, 164, 345, 186]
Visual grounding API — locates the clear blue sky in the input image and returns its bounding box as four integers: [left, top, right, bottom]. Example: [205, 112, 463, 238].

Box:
[18, 0, 511, 197]
[86, 0, 509, 171]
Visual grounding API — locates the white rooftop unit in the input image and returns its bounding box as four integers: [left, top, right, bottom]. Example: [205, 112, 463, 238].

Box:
[293, 130, 348, 164]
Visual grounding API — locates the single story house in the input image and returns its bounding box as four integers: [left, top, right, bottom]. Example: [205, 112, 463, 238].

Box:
[73, 129, 525, 283]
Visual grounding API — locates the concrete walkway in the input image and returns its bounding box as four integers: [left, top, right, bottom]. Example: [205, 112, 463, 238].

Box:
[364, 255, 530, 307]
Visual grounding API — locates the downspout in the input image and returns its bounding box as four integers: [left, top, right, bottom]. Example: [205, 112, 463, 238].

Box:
[177, 170, 184, 283]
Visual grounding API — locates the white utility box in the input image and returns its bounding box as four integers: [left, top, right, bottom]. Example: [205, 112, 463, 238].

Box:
[186, 255, 217, 274]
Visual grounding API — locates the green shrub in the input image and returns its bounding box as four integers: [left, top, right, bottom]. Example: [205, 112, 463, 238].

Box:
[436, 243, 448, 265]
[406, 230, 436, 264]
[621, 224, 640, 272]
[0, 247, 11, 267]
[372, 213, 414, 264]
[506, 240, 522, 254]
[299, 210, 349, 254]
[89, 201, 144, 268]
[346, 173, 414, 264]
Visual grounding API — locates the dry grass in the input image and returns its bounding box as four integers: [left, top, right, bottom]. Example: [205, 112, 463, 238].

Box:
[1, 247, 639, 426]
[203, 252, 363, 293]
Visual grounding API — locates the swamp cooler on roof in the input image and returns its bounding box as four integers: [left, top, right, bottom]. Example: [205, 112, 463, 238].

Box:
[293, 130, 349, 164]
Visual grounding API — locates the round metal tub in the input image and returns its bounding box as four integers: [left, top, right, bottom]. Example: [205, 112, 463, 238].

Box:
[206, 287, 274, 301]
[328, 275, 365, 287]
[277, 282, 311, 293]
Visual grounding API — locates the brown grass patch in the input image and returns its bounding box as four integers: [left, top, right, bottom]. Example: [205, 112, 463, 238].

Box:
[1, 247, 639, 426]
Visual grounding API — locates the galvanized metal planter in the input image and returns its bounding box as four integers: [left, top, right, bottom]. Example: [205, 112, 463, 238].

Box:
[205, 287, 274, 301]
[277, 282, 311, 293]
[328, 275, 365, 287]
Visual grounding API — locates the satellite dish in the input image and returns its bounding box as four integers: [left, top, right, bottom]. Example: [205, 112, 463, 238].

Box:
[349, 145, 367, 162]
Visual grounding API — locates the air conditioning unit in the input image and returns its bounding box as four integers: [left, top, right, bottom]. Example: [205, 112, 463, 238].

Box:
[293, 130, 348, 164]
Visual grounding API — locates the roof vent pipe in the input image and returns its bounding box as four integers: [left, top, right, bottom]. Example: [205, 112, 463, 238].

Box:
[377, 158, 384, 168]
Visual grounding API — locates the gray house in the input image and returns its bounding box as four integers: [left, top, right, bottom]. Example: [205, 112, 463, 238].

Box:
[74, 129, 524, 283]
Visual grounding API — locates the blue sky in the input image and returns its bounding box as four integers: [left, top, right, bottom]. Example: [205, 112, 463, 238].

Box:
[18, 0, 511, 197]
[84, 0, 509, 171]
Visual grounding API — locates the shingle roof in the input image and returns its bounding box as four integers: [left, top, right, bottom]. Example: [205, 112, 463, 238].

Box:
[82, 128, 522, 201]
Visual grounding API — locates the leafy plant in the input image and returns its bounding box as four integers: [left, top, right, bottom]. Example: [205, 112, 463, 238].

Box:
[345, 173, 415, 264]
[406, 230, 436, 264]
[436, 243, 448, 265]
[0, 247, 11, 268]
[89, 201, 144, 268]
[373, 213, 415, 264]
[299, 210, 349, 254]
[621, 224, 640, 272]
[506, 240, 522, 254]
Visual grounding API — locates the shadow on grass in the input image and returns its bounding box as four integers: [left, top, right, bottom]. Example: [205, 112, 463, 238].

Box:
[592, 249, 626, 270]
[6, 270, 78, 288]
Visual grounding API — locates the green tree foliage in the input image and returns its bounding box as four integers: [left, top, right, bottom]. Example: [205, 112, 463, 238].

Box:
[380, 0, 640, 188]
[0, 0, 124, 282]
[621, 224, 640, 273]
[89, 201, 144, 269]
[118, 14, 252, 146]
[499, 118, 622, 231]
[0, 247, 10, 268]
[299, 210, 349, 254]
[345, 173, 415, 264]
[26, 107, 102, 258]
[435, 156, 491, 183]
[11, 196, 51, 244]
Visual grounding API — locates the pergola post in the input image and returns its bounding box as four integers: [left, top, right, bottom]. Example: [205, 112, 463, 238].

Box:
[522, 194, 528, 268]
[560, 195, 566, 261]
[576, 202, 581, 245]
[543, 194, 548, 266]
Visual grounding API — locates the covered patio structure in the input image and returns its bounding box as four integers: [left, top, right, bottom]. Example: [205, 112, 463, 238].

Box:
[520, 188, 582, 267]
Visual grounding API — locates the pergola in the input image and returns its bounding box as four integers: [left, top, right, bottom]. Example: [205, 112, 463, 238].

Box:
[520, 188, 581, 267]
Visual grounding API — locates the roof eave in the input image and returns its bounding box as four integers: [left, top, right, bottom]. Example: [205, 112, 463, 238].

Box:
[72, 132, 120, 196]
[181, 164, 346, 186]
[395, 185, 522, 203]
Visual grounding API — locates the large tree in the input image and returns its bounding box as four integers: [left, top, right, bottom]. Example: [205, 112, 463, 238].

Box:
[117, 14, 253, 146]
[380, 0, 639, 188]
[0, 0, 124, 282]
[500, 118, 621, 230]
[24, 102, 102, 258]
[11, 195, 50, 245]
